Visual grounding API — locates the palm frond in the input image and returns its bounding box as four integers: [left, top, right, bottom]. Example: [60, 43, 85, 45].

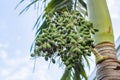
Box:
[61, 62, 88, 80]
[19, 0, 39, 14]
[77, 0, 87, 16]
[45, 0, 72, 14]
[79, 63, 87, 80]
[15, 0, 24, 9]
[35, 20, 47, 35]
[78, 0, 87, 9]
[83, 54, 90, 69]
[61, 69, 71, 80]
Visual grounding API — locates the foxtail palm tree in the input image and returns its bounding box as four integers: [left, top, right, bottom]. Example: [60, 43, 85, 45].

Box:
[18, 0, 120, 80]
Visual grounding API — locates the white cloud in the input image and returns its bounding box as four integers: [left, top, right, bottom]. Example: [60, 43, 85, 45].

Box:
[17, 36, 22, 40]
[0, 50, 8, 60]
[0, 50, 63, 80]
[0, 69, 9, 77]
[6, 66, 32, 80]
[15, 49, 22, 55]
[0, 43, 9, 49]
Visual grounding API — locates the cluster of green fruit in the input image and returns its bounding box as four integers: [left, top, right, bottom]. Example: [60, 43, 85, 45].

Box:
[31, 10, 98, 70]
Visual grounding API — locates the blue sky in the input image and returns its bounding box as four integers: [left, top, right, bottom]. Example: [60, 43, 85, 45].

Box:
[0, 0, 120, 80]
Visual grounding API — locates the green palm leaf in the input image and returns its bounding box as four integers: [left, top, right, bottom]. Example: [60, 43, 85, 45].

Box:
[61, 69, 71, 80]
[35, 20, 47, 35]
[78, 0, 87, 9]
[45, 0, 72, 14]
[19, 0, 39, 14]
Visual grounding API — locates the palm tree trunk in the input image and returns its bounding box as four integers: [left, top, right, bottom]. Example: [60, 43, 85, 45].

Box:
[86, 0, 120, 79]
[95, 42, 120, 80]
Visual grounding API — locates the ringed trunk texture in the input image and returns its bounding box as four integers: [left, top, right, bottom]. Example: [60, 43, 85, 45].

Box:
[95, 42, 120, 80]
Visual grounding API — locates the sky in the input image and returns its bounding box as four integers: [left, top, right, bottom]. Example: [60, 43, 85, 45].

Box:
[0, 0, 120, 80]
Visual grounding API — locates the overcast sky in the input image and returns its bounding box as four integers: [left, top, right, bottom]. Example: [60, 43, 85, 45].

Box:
[0, 0, 120, 80]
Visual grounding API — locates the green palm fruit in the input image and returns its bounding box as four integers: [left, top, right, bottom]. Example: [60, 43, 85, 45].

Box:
[49, 40, 55, 46]
[76, 48, 82, 55]
[68, 56, 73, 61]
[55, 38, 61, 42]
[62, 56, 67, 61]
[34, 49, 37, 54]
[83, 28, 89, 32]
[65, 60, 70, 66]
[35, 40, 42, 46]
[71, 48, 76, 53]
[71, 64, 75, 67]
[37, 52, 41, 56]
[42, 44, 47, 50]
[66, 25, 71, 30]
[77, 49, 82, 57]
[41, 53, 45, 57]
[91, 29, 95, 34]
[42, 29, 47, 33]
[71, 39, 77, 44]
[61, 41, 65, 45]
[57, 26, 62, 30]
[31, 53, 36, 57]
[63, 18, 69, 23]
[83, 32, 90, 35]
[39, 45, 43, 50]
[43, 37, 48, 42]
[86, 35, 91, 38]
[87, 38, 94, 43]
[70, 46, 74, 52]
[63, 11, 69, 16]
[81, 20, 86, 24]
[43, 33, 48, 37]
[79, 27, 84, 32]
[83, 35, 90, 39]
[86, 52, 91, 56]
[70, 33, 78, 40]
[77, 16, 83, 20]
[60, 23, 65, 26]
[52, 58, 56, 64]
[73, 20, 78, 25]
[61, 30, 66, 34]
[75, 11, 80, 15]
[48, 28, 52, 32]
[38, 35, 43, 39]
[58, 42, 62, 45]
[91, 44, 95, 48]
[86, 21, 93, 28]
[58, 17, 63, 22]
[49, 23, 54, 27]
[93, 28, 99, 32]
[78, 40, 83, 44]
[79, 46, 85, 50]
[47, 35, 51, 39]
[87, 49, 91, 56]
[46, 43, 51, 49]
[87, 50, 91, 54]
[81, 41, 86, 46]
[67, 65, 72, 70]
[85, 46, 90, 49]
[45, 56, 48, 61]
[59, 51, 64, 55]
[57, 53, 60, 56]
